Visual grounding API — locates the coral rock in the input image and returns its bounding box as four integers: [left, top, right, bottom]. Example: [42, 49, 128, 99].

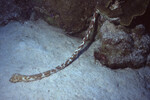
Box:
[97, 0, 150, 26]
[94, 21, 150, 69]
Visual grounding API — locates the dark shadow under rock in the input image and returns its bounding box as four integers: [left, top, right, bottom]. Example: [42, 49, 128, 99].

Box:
[0, 0, 33, 26]
[94, 21, 150, 69]
[146, 54, 150, 67]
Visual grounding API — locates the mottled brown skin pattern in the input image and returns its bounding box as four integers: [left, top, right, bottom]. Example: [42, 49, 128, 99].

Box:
[9, 7, 100, 83]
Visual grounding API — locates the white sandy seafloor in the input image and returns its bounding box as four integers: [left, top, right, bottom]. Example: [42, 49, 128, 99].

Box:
[0, 19, 150, 100]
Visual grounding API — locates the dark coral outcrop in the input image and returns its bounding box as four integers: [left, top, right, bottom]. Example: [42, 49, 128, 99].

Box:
[0, 0, 149, 33]
[33, 0, 97, 33]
